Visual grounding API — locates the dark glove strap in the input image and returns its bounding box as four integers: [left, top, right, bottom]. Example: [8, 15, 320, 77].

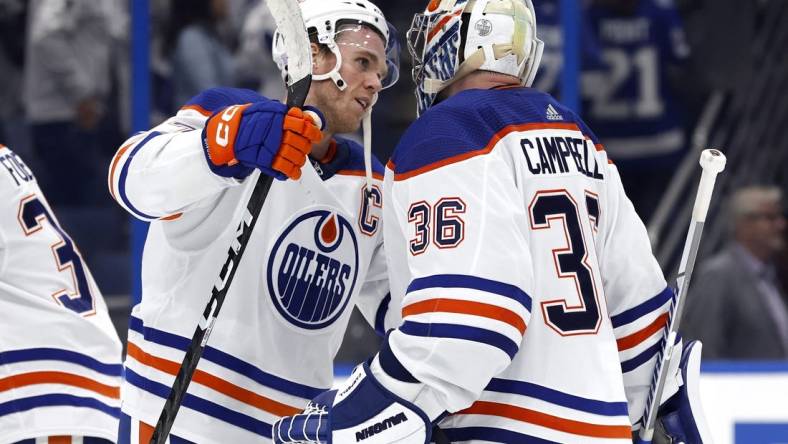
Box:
[431, 425, 451, 444]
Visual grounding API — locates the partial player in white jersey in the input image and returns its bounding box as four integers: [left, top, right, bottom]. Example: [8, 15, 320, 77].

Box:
[107, 1, 399, 442]
[274, 1, 710, 443]
[0, 144, 122, 444]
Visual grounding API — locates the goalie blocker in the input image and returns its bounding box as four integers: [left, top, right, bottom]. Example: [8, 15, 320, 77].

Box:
[640, 339, 712, 444]
[273, 363, 431, 444]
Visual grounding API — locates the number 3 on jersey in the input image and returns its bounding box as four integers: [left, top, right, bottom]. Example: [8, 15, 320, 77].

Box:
[529, 190, 601, 335]
[18, 195, 95, 315]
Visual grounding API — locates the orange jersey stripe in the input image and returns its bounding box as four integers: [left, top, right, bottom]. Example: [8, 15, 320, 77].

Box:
[109, 141, 135, 201]
[139, 420, 154, 444]
[318, 139, 338, 164]
[48, 437, 71, 444]
[0, 371, 119, 399]
[180, 104, 212, 116]
[459, 401, 632, 439]
[394, 122, 582, 181]
[126, 342, 301, 417]
[617, 312, 669, 351]
[402, 298, 526, 335]
[335, 169, 384, 180]
[160, 212, 183, 221]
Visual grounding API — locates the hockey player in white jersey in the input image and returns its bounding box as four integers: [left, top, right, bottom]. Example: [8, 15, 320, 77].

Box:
[274, 1, 711, 443]
[0, 144, 123, 444]
[107, 0, 399, 442]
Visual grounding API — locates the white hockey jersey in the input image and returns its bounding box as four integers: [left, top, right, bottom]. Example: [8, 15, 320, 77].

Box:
[107, 88, 389, 443]
[0, 145, 122, 442]
[375, 88, 674, 443]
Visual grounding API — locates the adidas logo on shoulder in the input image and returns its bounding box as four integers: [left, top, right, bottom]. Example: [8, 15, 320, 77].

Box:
[546, 104, 563, 121]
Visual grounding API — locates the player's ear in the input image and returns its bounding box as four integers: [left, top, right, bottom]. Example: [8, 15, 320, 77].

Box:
[311, 43, 335, 76]
[310, 43, 323, 72]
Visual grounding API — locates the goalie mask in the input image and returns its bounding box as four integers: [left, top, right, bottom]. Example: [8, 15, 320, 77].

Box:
[408, 0, 544, 115]
[272, 0, 400, 92]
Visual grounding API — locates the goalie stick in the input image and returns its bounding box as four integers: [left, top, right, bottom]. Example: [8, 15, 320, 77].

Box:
[635, 149, 727, 444]
[149, 0, 313, 441]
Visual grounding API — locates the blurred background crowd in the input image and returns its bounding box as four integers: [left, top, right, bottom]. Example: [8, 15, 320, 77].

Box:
[0, 0, 786, 365]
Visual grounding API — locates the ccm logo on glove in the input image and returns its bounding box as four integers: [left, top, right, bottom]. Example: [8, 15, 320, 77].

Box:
[213, 105, 245, 151]
[203, 100, 323, 180]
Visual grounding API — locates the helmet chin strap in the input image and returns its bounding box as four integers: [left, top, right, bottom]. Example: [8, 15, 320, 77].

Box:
[312, 42, 349, 91]
[363, 92, 379, 200]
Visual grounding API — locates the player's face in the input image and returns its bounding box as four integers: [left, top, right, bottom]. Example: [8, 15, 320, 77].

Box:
[309, 26, 388, 134]
[746, 201, 787, 253]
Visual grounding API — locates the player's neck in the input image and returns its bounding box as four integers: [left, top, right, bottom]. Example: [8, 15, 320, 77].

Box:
[442, 72, 521, 98]
[311, 133, 334, 160]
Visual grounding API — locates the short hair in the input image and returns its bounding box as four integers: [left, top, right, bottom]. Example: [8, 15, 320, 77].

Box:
[730, 186, 783, 226]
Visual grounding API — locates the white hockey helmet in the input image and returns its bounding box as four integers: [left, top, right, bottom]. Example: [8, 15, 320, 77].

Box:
[407, 0, 544, 115]
[272, 0, 400, 91]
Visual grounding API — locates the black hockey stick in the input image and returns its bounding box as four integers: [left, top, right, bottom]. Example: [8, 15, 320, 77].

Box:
[150, 0, 313, 441]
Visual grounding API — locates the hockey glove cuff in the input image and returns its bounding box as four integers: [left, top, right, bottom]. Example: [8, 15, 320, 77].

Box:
[273, 363, 432, 444]
[202, 100, 323, 180]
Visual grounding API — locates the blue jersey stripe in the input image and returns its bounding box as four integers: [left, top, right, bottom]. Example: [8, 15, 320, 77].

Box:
[117, 411, 131, 444]
[621, 332, 680, 374]
[486, 378, 629, 416]
[128, 316, 325, 399]
[374, 293, 391, 338]
[0, 393, 119, 419]
[124, 368, 272, 437]
[610, 287, 673, 328]
[118, 131, 161, 220]
[407, 274, 532, 312]
[621, 340, 663, 373]
[400, 321, 520, 359]
[0, 348, 122, 376]
[442, 426, 561, 443]
[378, 333, 418, 383]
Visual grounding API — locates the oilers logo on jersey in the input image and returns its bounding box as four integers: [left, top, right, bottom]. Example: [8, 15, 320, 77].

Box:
[267, 208, 359, 329]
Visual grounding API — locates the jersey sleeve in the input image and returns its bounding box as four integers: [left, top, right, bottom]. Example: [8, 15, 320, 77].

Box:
[598, 160, 674, 425]
[373, 135, 534, 419]
[107, 87, 262, 221]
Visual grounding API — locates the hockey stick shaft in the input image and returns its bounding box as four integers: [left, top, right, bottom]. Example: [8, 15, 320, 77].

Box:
[636, 149, 726, 443]
[150, 2, 312, 441]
